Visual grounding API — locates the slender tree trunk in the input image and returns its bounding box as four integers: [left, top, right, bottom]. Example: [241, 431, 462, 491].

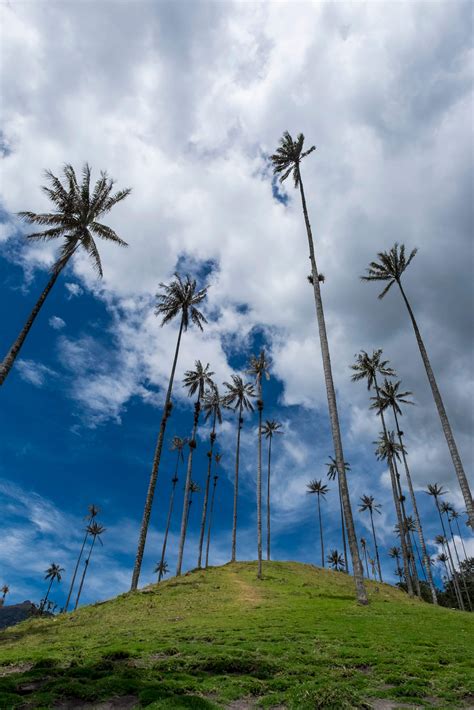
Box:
[369, 510, 383, 582]
[393, 411, 437, 603]
[131, 317, 184, 591]
[296, 166, 367, 604]
[75, 536, 96, 610]
[197, 412, 217, 569]
[158, 476, 178, 582]
[440, 558, 450, 585]
[266, 436, 272, 561]
[397, 281, 474, 528]
[0, 260, 70, 386]
[454, 517, 468, 560]
[441, 539, 464, 609]
[64, 528, 89, 612]
[41, 577, 55, 613]
[374, 378, 413, 596]
[362, 546, 369, 578]
[411, 532, 427, 582]
[436, 501, 464, 610]
[317, 495, 325, 567]
[231, 402, 243, 563]
[257, 383, 263, 579]
[337, 476, 349, 573]
[446, 515, 472, 611]
[393, 456, 421, 597]
[205, 477, 218, 568]
[176, 400, 201, 576]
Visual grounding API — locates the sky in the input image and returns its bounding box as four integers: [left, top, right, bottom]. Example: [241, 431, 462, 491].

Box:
[0, 0, 473, 610]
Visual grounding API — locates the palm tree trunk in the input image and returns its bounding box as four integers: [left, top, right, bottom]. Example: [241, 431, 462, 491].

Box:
[266, 436, 272, 561]
[176, 401, 201, 576]
[337, 476, 349, 573]
[0, 261, 69, 386]
[296, 166, 367, 605]
[64, 528, 89, 612]
[374, 378, 414, 596]
[436, 501, 464, 610]
[131, 316, 184, 591]
[392, 456, 421, 598]
[393, 411, 437, 604]
[454, 517, 468, 560]
[231, 402, 243, 563]
[397, 281, 474, 528]
[74, 536, 96, 610]
[197, 413, 217, 569]
[446, 515, 472, 610]
[317, 495, 324, 567]
[411, 532, 427, 582]
[363, 547, 369, 578]
[369, 510, 383, 582]
[41, 577, 55, 613]
[205, 477, 218, 568]
[257, 384, 263, 579]
[158, 477, 178, 582]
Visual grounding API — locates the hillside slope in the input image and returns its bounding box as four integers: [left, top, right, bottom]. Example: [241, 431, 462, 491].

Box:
[0, 561, 473, 709]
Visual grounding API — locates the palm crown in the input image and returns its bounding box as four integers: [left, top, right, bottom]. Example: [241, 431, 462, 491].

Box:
[426, 483, 447, 500]
[183, 361, 215, 400]
[18, 164, 130, 276]
[45, 563, 64, 582]
[371, 379, 414, 416]
[326, 456, 350, 481]
[222, 375, 255, 412]
[359, 495, 382, 515]
[85, 504, 100, 520]
[154, 560, 169, 576]
[170, 436, 188, 460]
[374, 431, 403, 462]
[351, 349, 395, 391]
[202, 386, 223, 424]
[188, 481, 201, 495]
[327, 550, 345, 571]
[87, 522, 106, 544]
[389, 546, 401, 559]
[247, 350, 271, 385]
[262, 420, 283, 439]
[306, 479, 329, 496]
[270, 131, 316, 188]
[155, 274, 208, 331]
[361, 243, 418, 299]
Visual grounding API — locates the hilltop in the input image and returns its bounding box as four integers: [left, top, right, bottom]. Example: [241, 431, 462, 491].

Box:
[0, 562, 472, 709]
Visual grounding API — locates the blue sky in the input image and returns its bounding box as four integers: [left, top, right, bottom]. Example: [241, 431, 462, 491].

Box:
[1, 1, 472, 609]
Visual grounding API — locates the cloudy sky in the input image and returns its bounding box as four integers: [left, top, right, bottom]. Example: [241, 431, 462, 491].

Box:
[1, 0, 472, 608]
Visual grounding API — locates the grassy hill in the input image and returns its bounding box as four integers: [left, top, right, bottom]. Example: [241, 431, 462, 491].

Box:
[0, 561, 473, 709]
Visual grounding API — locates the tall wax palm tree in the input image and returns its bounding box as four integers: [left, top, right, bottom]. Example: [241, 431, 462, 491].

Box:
[351, 350, 413, 596]
[197, 388, 223, 568]
[450, 509, 469, 560]
[131, 274, 208, 591]
[205, 453, 221, 568]
[41, 563, 64, 613]
[176, 362, 215, 575]
[74, 522, 105, 610]
[389, 546, 403, 583]
[262, 420, 283, 561]
[440, 502, 472, 611]
[154, 560, 169, 580]
[359, 495, 383, 582]
[0, 165, 130, 386]
[157, 436, 188, 582]
[307, 479, 329, 567]
[327, 550, 345, 572]
[437, 552, 450, 584]
[247, 351, 271, 579]
[427, 484, 465, 611]
[360, 538, 370, 578]
[271, 131, 367, 605]
[64, 504, 99, 613]
[185, 481, 200, 530]
[362, 244, 473, 528]
[1, 585, 9, 605]
[326, 457, 350, 573]
[398, 516, 426, 582]
[223, 375, 255, 562]
[375, 378, 437, 603]
[435, 534, 463, 608]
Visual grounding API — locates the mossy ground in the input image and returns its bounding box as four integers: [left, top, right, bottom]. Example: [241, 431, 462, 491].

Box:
[0, 561, 472, 709]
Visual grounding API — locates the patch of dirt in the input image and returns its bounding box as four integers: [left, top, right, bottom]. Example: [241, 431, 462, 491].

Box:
[368, 702, 427, 710]
[0, 661, 33, 676]
[231, 574, 262, 606]
[53, 696, 138, 709]
[225, 699, 258, 709]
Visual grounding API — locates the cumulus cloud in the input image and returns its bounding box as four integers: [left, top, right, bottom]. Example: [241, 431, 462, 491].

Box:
[16, 359, 57, 387]
[48, 315, 66, 330]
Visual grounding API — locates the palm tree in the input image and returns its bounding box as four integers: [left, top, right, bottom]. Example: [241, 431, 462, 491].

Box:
[205, 453, 221, 568]
[176, 362, 215, 576]
[1, 585, 9, 606]
[359, 495, 383, 582]
[428, 484, 465, 610]
[389, 546, 403, 583]
[437, 552, 450, 583]
[400, 516, 427, 582]
[131, 274, 209, 591]
[0, 165, 130, 386]
[63, 504, 99, 613]
[450, 509, 469, 560]
[360, 538, 370, 578]
[440, 502, 472, 611]
[262, 420, 283, 561]
[327, 550, 345, 572]
[361, 243, 473, 528]
[197, 388, 223, 568]
[41, 563, 64, 613]
[351, 350, 413, 596]
[306, 479, 329, 567]
[157, 436, 188, 582]
[247, 350, 271, 579]
[375, 378, 438, 603]
[154, 560, 169, 580]
[74, 522, 105, 610]
[185, 481, 200, 530]
[271, 131, 367, 605]
[223, 375, 255, 562]
[326, 457, 350, 573]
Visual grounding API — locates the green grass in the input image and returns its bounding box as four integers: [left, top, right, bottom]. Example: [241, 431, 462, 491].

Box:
[0, 561, 473, 708]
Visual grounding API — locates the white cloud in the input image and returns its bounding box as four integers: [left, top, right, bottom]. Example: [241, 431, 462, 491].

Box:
[16, 359, 57, 387]
[48, 315, 66, 330]
[64, 282, 83, 298]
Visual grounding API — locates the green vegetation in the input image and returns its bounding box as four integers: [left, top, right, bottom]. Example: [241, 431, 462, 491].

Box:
[1, 562, 473, 709]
